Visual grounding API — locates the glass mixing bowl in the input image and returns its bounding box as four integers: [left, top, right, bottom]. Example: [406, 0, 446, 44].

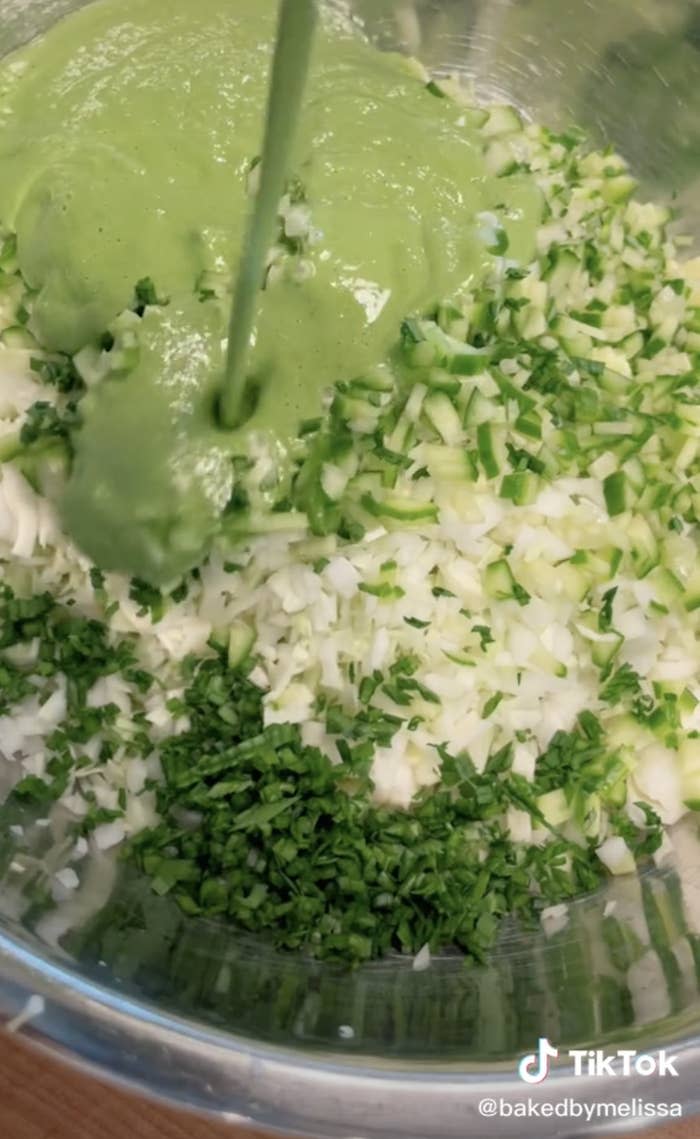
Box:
[2, 2, 700, 1136]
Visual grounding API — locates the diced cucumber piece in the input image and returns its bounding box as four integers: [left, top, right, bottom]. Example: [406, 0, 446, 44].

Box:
[437, 300, 467, 335]
[73, 343, 114, 387]
[423, 444, 477, 483]
[477, 422, 507, 478]
[224, 511, 308, 538]
[447, 345, 491, 376]
[385, 384, 426, 453]
[619, 330, 644, 358]
[603, 471, 634, 517]
[405, 320, 489, 377]
[500, 470, 540, 505]
[485, 139, 517, 176]
[424, 370, 461, 398]
[361, 493, 438, 524]
[0, 325, 37, 349]
[531, 644, 567, 678]
[350, 366, 395, 394]
[557, 564, 592, 604]
[228, 622, 256, 668]
[637, 482, 671, 514]
[648, 566, 684, 608]
[552, 314, 593, 356]
[537, 788, 571, 827]
[514, 409, 542, 440]
[576, 613, 623, 668]
[578, 792, 603, 839]
[0, 431, 21, 463]
[484, 558, 516, 599]
[601, 173, 638, 204]
[484, 558, 528, 605]
[545, 247, 581, 296]
[679, 403, 700, 433]
[463, 106, 490, 129]
[466, 295, 498, 338]
[626, 516, 659, 579]
[423, 392, 463, 446]
[592, 420, 636, 438]
[621, 456, 645, 493]
[570, 547, 620, 582]
[402, 383, 428, 422]
[598, 758, 630, 808]
[482, 104, 524, 139]
[406, 340, 438, 369]
[592, 632, 624, 670]
[683, 569, 700, 612]
[606, 714, 649, 751]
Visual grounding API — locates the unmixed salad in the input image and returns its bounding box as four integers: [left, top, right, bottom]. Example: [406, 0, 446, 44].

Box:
[2, 82, 700, 964]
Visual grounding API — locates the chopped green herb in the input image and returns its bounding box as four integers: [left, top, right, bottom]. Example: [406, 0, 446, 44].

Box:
[472, 625, 494, 651]
[129, 579, 164, 622]
[600, 664, 643, 706]
[404, 617, 430, 630]
[599, 587, 618, 633]
[482, 692, 505, 719]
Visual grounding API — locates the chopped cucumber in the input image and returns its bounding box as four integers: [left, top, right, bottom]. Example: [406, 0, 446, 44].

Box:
[423, 392, 463, 446]
[228, 621, 256, 668]
[477, 422, 507, 478]
[1, 325, 37, 349]
[482, 104, 524, 139]
[423, 444, 477, 483]
[603, 471, 635, 517]
[484, 558, 528, 606]
[361, 493, 439, 524]
[500, 470, 540, 505]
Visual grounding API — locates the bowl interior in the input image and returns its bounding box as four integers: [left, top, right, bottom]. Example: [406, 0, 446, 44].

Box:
[2, 0, 700, 1129]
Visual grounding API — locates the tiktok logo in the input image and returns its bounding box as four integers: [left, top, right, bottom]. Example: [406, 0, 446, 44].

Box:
[518, 1038, 560, 1085]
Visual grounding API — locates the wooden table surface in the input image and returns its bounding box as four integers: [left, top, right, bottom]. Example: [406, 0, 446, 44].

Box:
[0, 1031, 697, 1139]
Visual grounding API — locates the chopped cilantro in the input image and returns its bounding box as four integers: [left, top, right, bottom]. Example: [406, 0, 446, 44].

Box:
[599, 587, 618, 633]
[0, 661, 36, 714]
[600, 664, 643, 706]
[20, 400, 80, 448]
[482, 692, 504, 719]
[89, 567, 106, 593]
[359, 581, 405, 600]
[170, 581, 189, 605]
[0, 586, 152, 811]
[129, 578, 164, 621]
[133, 277, 167, 312]
[472, 625, 494, 651]
[30, 355, 84, 394]
[125, 643, 609, 963]
[404, 616, 430, 630]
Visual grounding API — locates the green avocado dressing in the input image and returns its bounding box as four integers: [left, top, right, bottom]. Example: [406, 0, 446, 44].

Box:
[0, 0, 542, 583]
[66, 299, 235, 583]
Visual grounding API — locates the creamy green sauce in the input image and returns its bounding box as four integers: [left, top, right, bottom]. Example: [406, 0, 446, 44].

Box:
[0, 0, 542, 583]
[67, 299, 236, 583]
